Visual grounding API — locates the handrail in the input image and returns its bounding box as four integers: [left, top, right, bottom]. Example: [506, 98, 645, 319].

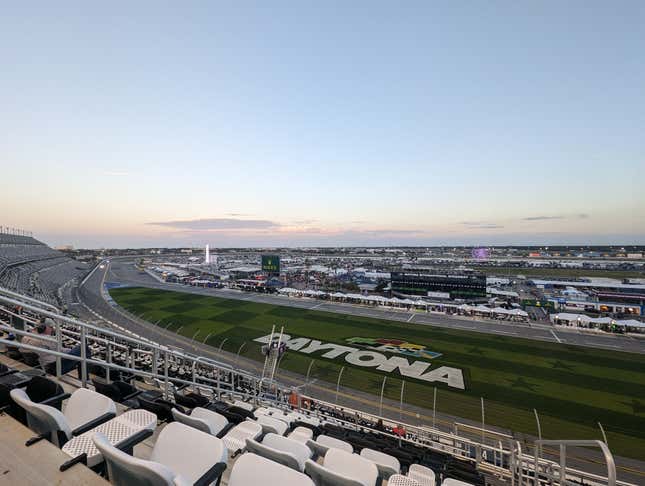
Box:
[534, 439, 616, 486]
[0, 286, 60, 313]
[0, 291, 260, 388]
[0, 287, 634, 486]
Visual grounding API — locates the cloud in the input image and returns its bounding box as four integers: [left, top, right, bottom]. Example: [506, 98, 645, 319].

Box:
[226, 213, 250, 217]
[292, 219, 317, 225]
[522, 216, 565, 221]
[460, 222, 504, 229]
[523, 214, 590, 221]
[147, 218, 281, 231]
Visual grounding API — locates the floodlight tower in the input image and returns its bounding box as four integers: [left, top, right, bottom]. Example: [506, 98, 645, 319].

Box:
[205, 244, 210, 264]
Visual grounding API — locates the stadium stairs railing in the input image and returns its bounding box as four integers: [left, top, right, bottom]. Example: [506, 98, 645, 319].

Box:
[0, 286, 630, 486]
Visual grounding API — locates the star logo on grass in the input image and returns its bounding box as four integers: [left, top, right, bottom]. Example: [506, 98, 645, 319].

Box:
[508, 377, 538, 392]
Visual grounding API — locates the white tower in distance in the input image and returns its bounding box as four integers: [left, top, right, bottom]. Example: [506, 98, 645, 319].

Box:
[205, 244, 210, 264]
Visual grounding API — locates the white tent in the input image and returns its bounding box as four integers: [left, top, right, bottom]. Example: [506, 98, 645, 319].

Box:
[615, 319, 645, 329]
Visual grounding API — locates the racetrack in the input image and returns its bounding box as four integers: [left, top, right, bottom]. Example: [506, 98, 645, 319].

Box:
[76, 259, 645, 481]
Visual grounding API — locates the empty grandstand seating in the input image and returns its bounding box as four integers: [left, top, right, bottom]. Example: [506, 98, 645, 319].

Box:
[0, 233, 88, 308]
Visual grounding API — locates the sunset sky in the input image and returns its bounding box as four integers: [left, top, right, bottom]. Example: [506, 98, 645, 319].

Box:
[1, 2, 643, 248]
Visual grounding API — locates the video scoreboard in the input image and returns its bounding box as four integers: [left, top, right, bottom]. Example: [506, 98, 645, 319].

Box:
[261, 254, 280, 273]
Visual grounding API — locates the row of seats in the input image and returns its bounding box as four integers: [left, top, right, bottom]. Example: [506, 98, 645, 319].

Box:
[2, 327, 483, 486]
[1, 362, 480, 486]
[0, 239, 88, 306]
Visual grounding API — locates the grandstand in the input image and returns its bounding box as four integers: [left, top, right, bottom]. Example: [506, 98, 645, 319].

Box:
[0, 230, 89, 309]
[0, 286, 630, 486]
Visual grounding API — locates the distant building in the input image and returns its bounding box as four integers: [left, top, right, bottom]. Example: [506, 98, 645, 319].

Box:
[391, 272, 487, 300]
[55, 244, 74, 251]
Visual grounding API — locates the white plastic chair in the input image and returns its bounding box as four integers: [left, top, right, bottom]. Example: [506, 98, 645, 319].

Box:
[255, 414, 289, 435]
[93, 422, 227, 486]
[409, 464, 436, 486]
[245, 433, 313, 472]
[11, 387, 116, 447]
[306, 434, 353, 458]
[171, 407, 229, 436]
[229, 453, 314, 486]
[359, 447, 400, 480]
[222, 419, 263, 454]
[288, 426, 314, 443]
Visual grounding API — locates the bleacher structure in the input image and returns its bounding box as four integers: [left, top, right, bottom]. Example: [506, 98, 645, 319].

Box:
[0, 286, 626, 486]
[0, 232, 88, 308]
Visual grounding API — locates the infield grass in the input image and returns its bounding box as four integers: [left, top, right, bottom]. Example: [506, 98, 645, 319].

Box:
[109, 286, 645, 460]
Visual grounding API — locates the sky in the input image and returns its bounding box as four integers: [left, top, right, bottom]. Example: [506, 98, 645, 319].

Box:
[1, 1, 644, 248]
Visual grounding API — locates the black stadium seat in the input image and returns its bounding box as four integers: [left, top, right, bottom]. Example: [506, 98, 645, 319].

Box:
[138, 395, 186, 423]
[93, 377, 146, 407]
[173, 390, 210, 409]
[19, 351, 41, 367]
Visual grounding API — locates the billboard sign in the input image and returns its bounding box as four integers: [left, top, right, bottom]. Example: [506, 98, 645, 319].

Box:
[427, 291, 450, 299]
[261, 255, 280, 273]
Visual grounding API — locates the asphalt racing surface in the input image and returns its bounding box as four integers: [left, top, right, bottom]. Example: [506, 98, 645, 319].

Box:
[73, 259, 645, 483]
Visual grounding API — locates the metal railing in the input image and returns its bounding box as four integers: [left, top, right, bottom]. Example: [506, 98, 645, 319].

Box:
[0, 286, 635, 486]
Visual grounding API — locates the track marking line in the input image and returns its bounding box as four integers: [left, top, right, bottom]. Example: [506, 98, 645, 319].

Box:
[491, 330, 518, 335]
[407, 314, 415, 322]
[550, 330, 562, 343]
[310, 303, 324, 310]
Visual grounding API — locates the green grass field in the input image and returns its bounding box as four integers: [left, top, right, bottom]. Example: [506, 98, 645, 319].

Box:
[110, 286, 645, 460]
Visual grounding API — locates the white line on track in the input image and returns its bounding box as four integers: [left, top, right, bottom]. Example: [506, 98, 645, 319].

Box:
[550, 329, 562, 343]
[310, 303, 324, 310]
[407, 314, 415, 322]
[491, 330, 518, 335]
[453, 325, 477, 330]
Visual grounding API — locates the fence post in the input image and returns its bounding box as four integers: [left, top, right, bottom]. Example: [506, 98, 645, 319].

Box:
[55, 320, 62, 378]
[598, 422, 608, 447]
[80, 326, 87, 387]
[304, 359, 315, 395]
[236, 342, 247, 367]
[432, 387, 437, 430]
[218, 337, 228, 354]
[481, 397, 486, 444]
[106, 342, 112, 382]
[534, 408, 542, 457]
[164, 351, 170, 400]
[379, 376, 387, 416]
[335, 366, 345, 405]
[399, 380, 405, 421]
